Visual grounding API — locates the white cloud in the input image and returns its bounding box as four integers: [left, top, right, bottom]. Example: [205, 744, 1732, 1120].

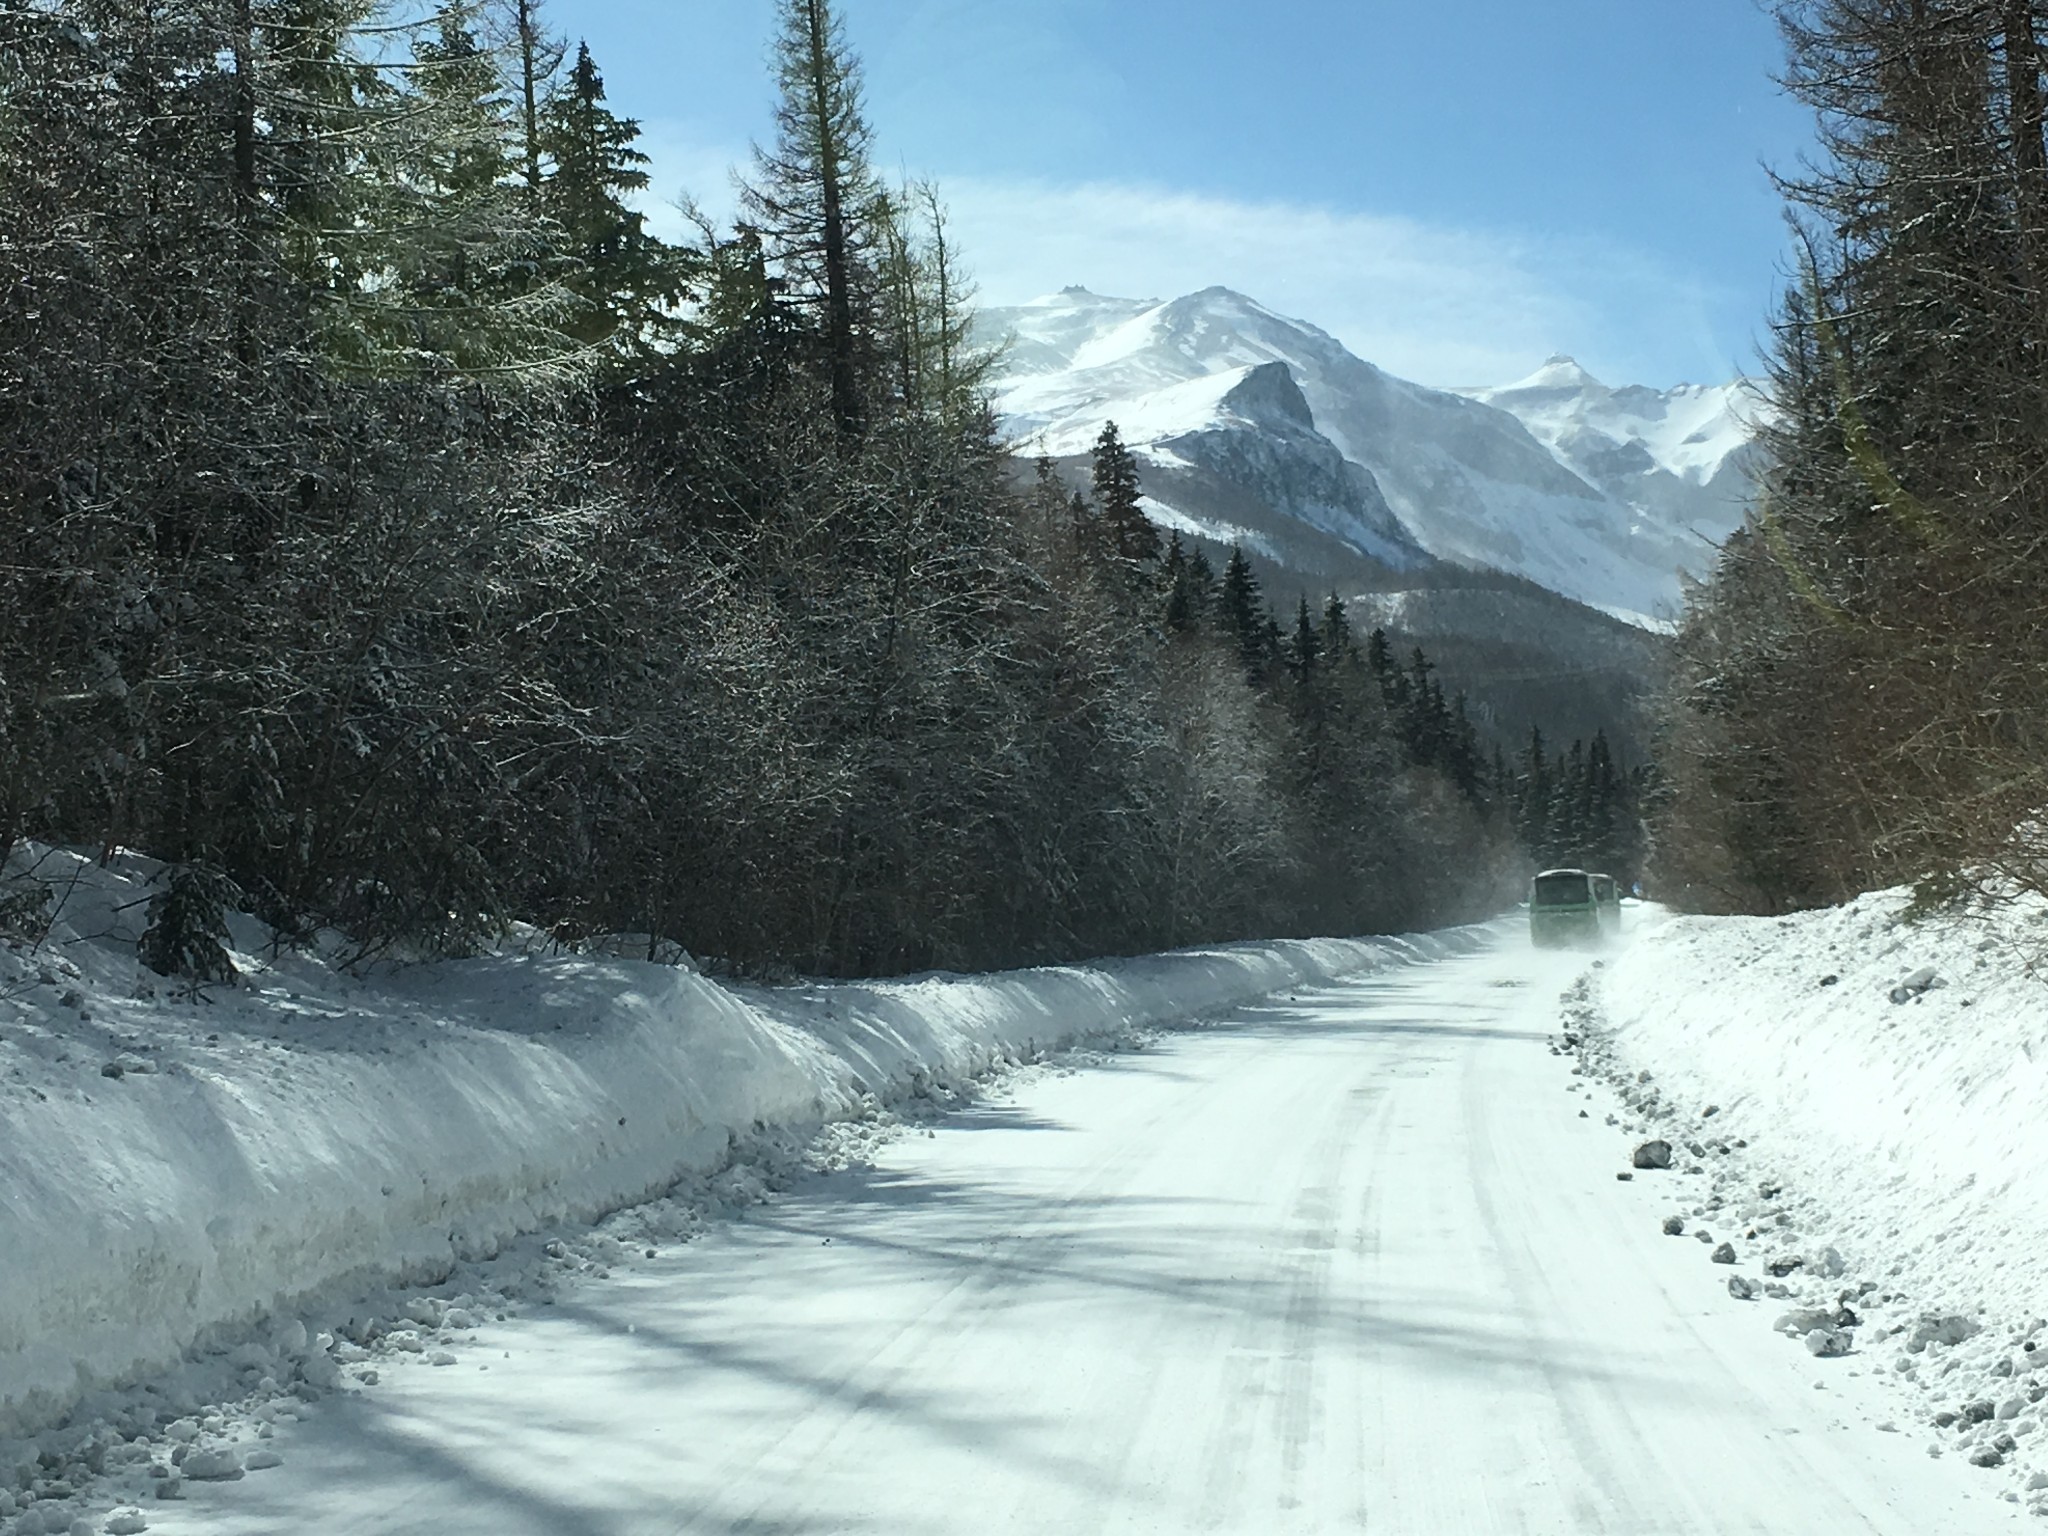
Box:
[624, 132, 1748, 390]
[938, 176, 1743, 389]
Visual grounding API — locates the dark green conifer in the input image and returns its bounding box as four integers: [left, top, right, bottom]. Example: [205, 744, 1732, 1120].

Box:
[1090, 421, 1159, 565]
[1218, 547, 1265, 674]
[1319, 591, 1353, 667]
[1287, 597, 1321, 682]
[541, 41, 684, 349]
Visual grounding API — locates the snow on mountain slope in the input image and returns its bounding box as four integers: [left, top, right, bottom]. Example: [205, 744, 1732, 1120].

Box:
[1122, 361, 1425, 574]
[1464, 356, 1759, 557]
[982, 287, 1760, 626]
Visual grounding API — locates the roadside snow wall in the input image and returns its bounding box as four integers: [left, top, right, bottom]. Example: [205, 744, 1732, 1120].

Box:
[1595, 893, 2048, 1352]
[0, 845, 1487, 1438]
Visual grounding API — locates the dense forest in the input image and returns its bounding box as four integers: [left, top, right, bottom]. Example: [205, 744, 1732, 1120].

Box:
[0, 0, 1636, 978]
[1656, 0, 2048, 915]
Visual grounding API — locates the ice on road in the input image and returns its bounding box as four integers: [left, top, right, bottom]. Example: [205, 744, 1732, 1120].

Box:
[158, 940, 2016, 1534]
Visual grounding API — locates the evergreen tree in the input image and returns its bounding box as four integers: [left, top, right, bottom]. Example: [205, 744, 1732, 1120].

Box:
[1657, 0, 2048, 911]
[1217, 547, 1265, 675]
[742, 0, 878, 437]
[0, 0, 1529, 981]
[1546, 738, 1587, 860]
[1286, 597, 1321, 684]
[1319, 591, 1354, 667]
[540, 40, 682, 350]
[1090, 420, 1159, 565]
[1186, 547, 1218, 605]
[1517, 727, 1552, 860]
[1445, 693, 1484, 803]
[328, 0, 584, 378]
[513, 0, 565, 196]
[1163, 534, 1197, 632]
[1364, 625, 1407, 710]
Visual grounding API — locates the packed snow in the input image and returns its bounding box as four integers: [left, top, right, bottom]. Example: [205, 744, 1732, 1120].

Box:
[0, 843, 1479, 1518]
[5, 847, 2045, 1532]
[41, 933, 2026, 1535]
[1577, 890, 2048, 1518]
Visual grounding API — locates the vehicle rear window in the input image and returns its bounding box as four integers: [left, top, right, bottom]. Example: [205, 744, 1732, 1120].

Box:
[1532, 872, 1592, 907]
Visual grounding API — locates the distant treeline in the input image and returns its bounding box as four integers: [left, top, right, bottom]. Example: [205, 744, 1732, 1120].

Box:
[0, 0, 1628, 976]
[1656, 0, 2048, 914]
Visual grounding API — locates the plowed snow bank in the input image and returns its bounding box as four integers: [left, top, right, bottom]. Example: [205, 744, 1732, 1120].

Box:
[0, 844, 1484, 1437]
[1591, 895, 2048, 1508]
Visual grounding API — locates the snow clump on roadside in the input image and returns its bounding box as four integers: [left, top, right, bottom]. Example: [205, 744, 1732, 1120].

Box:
[1563, 889, 2048, 1514]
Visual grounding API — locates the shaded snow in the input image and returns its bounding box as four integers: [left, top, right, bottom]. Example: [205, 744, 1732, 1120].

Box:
[0, 843, 1476, 1448]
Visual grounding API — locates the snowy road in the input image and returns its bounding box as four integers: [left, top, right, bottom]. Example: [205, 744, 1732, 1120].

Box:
[153, 938, 2018, 1535]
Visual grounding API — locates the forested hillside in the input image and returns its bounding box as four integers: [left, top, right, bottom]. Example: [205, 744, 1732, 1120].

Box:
[0, 0, 1639, 977]
[1658, 0, 2048, 915]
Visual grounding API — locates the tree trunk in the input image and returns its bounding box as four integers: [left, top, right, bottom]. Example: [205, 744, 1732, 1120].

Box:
[517, 0, 544, 196]
[231, 0, 256, 213]
[806, 0, 862, 438]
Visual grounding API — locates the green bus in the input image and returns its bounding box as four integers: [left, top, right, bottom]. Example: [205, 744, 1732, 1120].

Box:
[1528, 868, 1622, 948]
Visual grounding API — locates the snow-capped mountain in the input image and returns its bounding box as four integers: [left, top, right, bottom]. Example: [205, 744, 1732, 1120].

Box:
[1461, 357, 1759, 564]
[982, 287, 1759, 626]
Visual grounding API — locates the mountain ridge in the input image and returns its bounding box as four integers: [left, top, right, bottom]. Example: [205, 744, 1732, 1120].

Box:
[981, 286, 1758, 627]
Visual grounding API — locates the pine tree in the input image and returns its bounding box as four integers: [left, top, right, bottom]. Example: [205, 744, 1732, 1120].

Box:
[1546, 738, 1588, 860]
[1319, 591, 1354, 667]
[1364, 626, 1405, 708]
[1218, 547, 1266, 674]
[743, 0, 878, 437]
[1090, 420, 1159, 565]
[1163, 533, 1197, 632]
[1287, 597, 1321, 683]
[327, 0, 585, 378]
[540, 41, 681, 350]
[1445, 693, 1484, 803]
[1584, 730, 1622, 871]
[1518, 727, 1552, 861]
[253, 0, 406, 361]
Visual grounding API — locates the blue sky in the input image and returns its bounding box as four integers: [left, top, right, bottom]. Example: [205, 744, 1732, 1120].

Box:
[544, 0, 1813, 388]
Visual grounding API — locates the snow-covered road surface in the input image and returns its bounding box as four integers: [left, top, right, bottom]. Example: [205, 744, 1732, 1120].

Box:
[148, 938, 2018, 1535]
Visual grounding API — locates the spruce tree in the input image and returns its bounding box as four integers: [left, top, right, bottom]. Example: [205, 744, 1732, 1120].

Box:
[1518, 727, 1552, 862]
[540, 41, 681, 350]
[1319, 591, 1354, 667]
[347, 0, 584, 378]
[1090, 420, 1159, 565]
[1287, 597, 1321, 683]
[743, 0, 878, 437]
[1218, 547, 1266, 674]
[1163, 533, 1197, 632]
